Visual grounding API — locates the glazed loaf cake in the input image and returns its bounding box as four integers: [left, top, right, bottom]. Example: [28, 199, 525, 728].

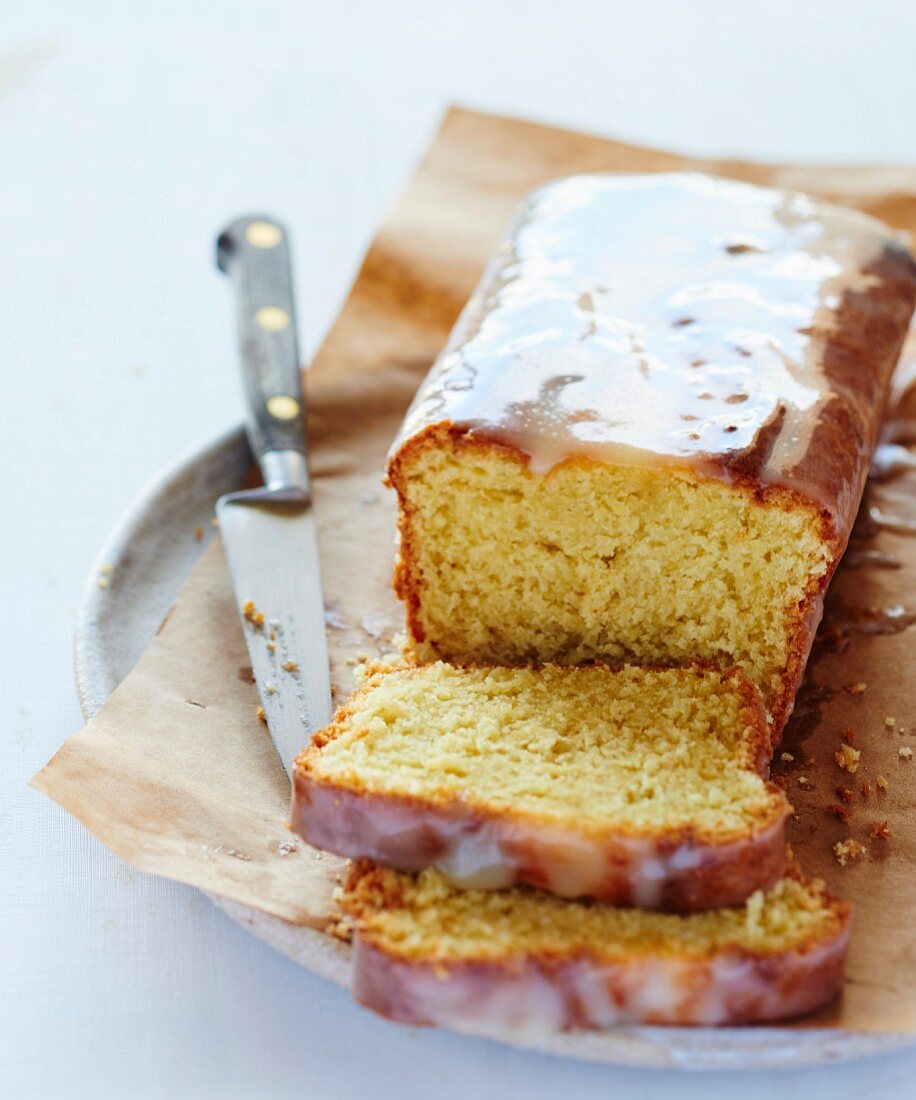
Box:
[293, 662, 790, 910]
[388, 174, 916, 730]
[340, 862, 850, 1030]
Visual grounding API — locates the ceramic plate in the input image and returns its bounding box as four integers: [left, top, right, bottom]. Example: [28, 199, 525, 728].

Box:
[74, 427, 911, 1070]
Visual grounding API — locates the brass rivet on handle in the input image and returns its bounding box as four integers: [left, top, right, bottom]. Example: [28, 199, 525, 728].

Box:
[255, 305, 290, 331]
[266, 395, 301, 420]
[245, 221, 283, 248]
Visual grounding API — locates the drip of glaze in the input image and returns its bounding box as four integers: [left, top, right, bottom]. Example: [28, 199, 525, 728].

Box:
[870, 442, 916, 480]
[843, 547, 902, 570]
[867, 505, 916, 535]
[815, 597, 916, 655]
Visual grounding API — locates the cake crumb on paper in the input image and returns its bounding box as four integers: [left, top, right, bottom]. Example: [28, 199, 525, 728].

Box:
[844, 682, 867, 695]
[833, 838, 866, 866]
[869, 820, 892, 840]
[835, 744, 861, 774]
[255, 705, 267, 724]
[780, 752, 794, 762]
[876, 775, 889, 791]
[899, 746, 913, 761]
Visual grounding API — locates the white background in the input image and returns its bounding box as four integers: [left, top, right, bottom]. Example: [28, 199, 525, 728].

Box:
[4, 1, 916, 1096]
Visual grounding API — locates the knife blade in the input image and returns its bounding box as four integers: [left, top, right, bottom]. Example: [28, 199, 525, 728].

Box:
[215, 215, 333, 779]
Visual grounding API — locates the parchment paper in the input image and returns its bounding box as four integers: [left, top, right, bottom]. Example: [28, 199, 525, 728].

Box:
[33, 107, 916, 1032]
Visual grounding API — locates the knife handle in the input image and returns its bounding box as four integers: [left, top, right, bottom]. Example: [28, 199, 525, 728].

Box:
[216, 216, 309, 494]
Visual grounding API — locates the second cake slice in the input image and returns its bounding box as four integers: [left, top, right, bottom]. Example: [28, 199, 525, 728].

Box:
[292, 662, 790, 910]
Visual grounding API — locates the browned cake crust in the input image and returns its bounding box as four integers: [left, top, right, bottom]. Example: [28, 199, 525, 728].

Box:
[342, 863, 852, 1030]
[292, 663, 790, 910]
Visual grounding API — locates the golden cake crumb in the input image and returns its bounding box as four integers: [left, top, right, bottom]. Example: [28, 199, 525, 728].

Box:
[282, 660, 300, 673]
[833, 838, 866, 866]
[97, 576, 109, 589]
[899, 746, 913, 761]
[885, 717, 897, 729]
[780, 752, 794, 762]
[844, 682, 867, 695]
[869, 820, 892, 840]
[835, 785, 855, 803]
[835, 744, 861, 774]
[256, 705, 267, 724]
[242, 600, 266, 629]
[876, 775, 889, 791]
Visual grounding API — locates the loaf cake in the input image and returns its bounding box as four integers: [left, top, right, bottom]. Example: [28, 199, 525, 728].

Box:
[340, 862, 851, 1030]
[388, 174, 916, 730]
[293, 662, 790, 909]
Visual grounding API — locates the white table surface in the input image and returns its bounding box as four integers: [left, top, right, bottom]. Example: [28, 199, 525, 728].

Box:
[4, 2, 916, 1096]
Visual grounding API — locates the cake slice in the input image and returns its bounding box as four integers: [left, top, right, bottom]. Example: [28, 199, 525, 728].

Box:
[388, 173, 916, 731]
[292, 662, 790, 910]
[339, 862, 851, 1030]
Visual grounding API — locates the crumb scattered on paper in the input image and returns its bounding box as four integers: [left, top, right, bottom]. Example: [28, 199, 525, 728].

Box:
[836, 744, 861, 773]
[834, 839, 867, 866]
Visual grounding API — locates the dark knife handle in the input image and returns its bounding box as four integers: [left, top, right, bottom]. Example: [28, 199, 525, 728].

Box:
[216, 216, 308, 488]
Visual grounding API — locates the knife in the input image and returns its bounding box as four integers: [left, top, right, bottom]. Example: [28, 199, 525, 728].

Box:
[215, 215, 333, 780]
